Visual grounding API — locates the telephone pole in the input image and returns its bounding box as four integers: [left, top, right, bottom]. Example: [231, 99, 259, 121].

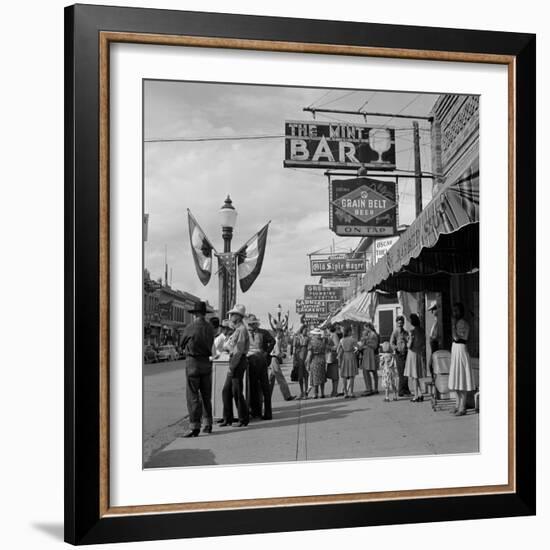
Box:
[413, 120, 422, 217]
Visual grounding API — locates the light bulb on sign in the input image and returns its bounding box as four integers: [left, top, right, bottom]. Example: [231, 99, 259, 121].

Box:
[369, 128, 391, 163]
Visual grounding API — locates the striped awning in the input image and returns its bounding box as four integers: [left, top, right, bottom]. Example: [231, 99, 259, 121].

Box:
[330, 291, 377, 324]
[363, 159, 479, 293]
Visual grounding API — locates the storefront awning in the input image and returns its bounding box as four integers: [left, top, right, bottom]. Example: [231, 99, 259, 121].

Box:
[364, 161, 479, 292]
[329, 290, 377, 324]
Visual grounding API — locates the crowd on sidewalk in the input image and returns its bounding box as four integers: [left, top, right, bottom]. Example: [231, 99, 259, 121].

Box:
[176, 299, 475, 438]
[290, 300, 475, 413]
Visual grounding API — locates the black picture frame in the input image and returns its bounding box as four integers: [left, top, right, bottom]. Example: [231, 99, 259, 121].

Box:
[65, 3, 536, 545]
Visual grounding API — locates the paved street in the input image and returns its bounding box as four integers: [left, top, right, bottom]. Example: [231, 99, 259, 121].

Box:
[144, 360, 479, 468]
[144, 359, 188, 440]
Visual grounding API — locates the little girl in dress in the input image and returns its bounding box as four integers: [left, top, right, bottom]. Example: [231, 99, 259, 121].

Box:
[379, 341, 398, 402]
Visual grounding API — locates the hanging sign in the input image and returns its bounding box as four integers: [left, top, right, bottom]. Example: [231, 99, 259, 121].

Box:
[322, 278, 351, 288]
[296, 300, 329, 314]
[375, 236, 399, 263]
[329, 177, 397, 236]
[303, 285, 343, 301]
[309, 254, 367, 276]
[284, 121, 395, 169]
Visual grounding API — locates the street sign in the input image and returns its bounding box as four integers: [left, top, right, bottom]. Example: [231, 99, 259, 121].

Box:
[322, 278, 351, 288]
[329, 177, 397, 236]
[303, 285, 343, 301]
[284, 120, 396, 169]
[375, 236, 399, 263]
[310, 256, 367, 276]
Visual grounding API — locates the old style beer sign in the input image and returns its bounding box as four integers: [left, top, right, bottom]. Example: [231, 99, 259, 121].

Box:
[309, 254, 367, 276]
[329, 177, 397, 236]
[284, 121, 396, 169]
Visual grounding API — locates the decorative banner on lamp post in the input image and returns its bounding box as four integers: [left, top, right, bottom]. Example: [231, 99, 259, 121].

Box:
[329, 177, 397, 237]
[284, 121, 395, 169]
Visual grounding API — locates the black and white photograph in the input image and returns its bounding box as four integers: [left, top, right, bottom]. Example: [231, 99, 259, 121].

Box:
[142, 81, 480, 469]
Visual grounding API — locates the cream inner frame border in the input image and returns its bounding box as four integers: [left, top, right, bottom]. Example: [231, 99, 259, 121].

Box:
[99, 33, 516, 517]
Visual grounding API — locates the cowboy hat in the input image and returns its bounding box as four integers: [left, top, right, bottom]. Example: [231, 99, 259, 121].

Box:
[247, 314, 261, 326]
[227, 304, 246, 317]
[188, 301, 208, 315]
[310, 327, 324, 336]
[427, 300, 438, 311]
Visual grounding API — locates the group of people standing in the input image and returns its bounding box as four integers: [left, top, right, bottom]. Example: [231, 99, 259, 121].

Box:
[178, 302, 295, 437]
[291, 322, 385, 400]
[291, 299, 475, 414]
[177, 298, 475, 438]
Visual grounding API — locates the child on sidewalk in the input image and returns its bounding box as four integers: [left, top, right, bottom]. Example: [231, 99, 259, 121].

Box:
[379, 341, 398, 402]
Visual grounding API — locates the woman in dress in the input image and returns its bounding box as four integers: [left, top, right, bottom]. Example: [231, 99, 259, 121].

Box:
[337, 325, 359, 398]
[404, 313, 426, 402]
[359, 322, 380, 396]
[292, 325, 310, 399]
[305, 328, 327, 399]
[448, 302, 474, 416]
[325, 325, 341, 397]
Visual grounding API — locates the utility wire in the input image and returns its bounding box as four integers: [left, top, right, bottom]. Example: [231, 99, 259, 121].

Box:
[316, 90, 359, 109]
[144, 134, 284, 143]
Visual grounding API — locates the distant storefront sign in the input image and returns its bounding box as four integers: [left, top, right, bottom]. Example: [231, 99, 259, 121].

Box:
[329, 177, 397, 236]
[296, 299, 328, 314]
[375, 236, 399, 263]
[322, 278, 351, 288]
[309, 255, 367, 276]
[284, 121, 396, 170]
[303, 284, 343, 301]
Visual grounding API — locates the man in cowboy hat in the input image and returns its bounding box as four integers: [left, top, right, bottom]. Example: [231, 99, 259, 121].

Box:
[246, 313, 275, 420]
[180, 301, 215, 437]
[219, 304, 250, 427]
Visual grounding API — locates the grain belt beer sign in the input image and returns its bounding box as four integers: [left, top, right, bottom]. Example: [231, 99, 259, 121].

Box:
[329, 177, 397, 236]
[284, 120, 396, 170]
[309, 254, 367, 276]
[303, 285, 343, 302]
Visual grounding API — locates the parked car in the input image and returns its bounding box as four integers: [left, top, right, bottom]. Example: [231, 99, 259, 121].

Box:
[144, 345, 157, 364]
[157, 345, 179, 362]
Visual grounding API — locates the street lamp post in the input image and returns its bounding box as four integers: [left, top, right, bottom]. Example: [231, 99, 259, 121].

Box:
[218, 196, 238, 320]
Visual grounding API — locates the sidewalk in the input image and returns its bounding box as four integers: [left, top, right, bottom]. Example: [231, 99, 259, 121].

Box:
[145, 362, 479, 468]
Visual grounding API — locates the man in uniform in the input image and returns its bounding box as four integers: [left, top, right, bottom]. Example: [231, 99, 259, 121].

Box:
[247, 314, 275, 420]
[219, 304, 250, 427]
[180, 301, 215, 437]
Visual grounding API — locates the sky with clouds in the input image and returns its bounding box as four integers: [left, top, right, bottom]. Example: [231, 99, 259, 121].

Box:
[144, 80, 438, 327]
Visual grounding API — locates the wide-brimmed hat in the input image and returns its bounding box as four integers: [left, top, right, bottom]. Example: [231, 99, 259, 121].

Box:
[247, 314, 261, 326]
[310, 328, 323, 336]
[188, 301, 208, 315]
[381, 341, 391, 353]
[227, 304, 246, 317]
[427, 300, 438, 311]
